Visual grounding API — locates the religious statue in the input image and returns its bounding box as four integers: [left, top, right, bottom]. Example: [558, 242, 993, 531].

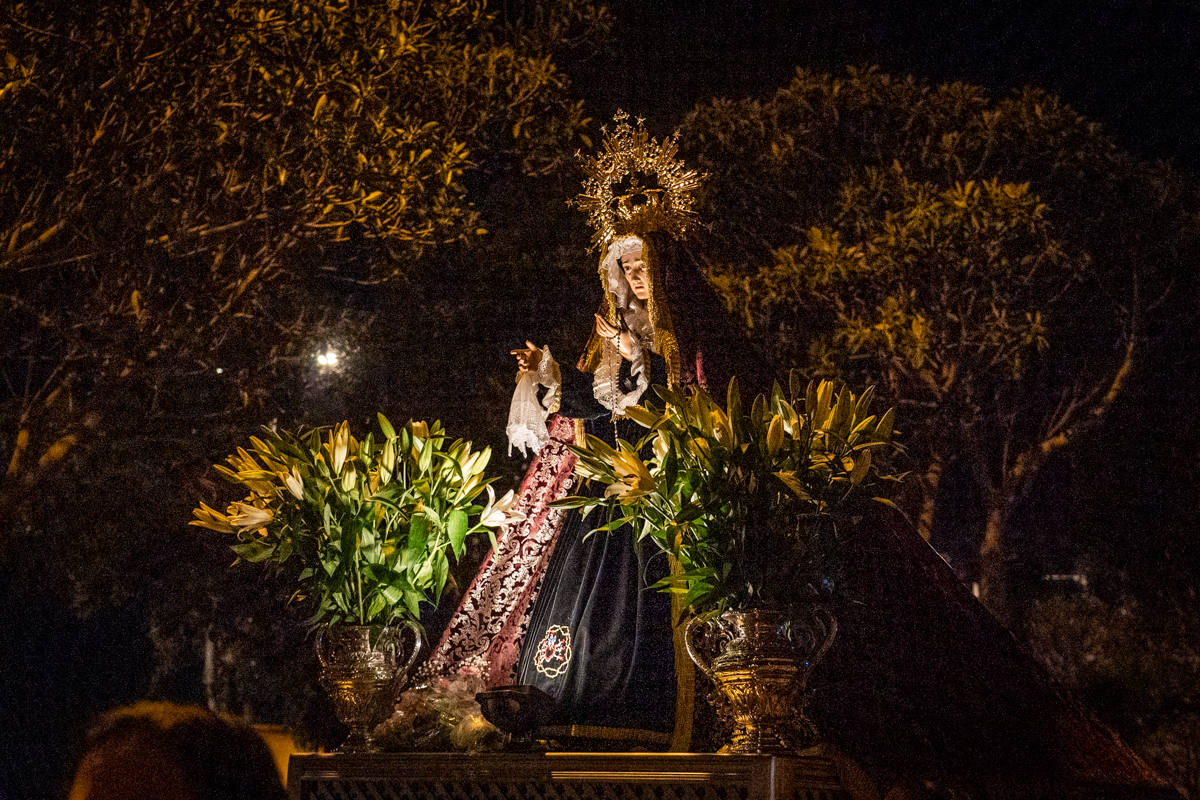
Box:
[421, 112, 758, 749]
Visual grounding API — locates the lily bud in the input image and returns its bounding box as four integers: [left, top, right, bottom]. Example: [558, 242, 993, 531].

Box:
[766, 414, 784, 455]
[380, 439, 396, 475]
[284, 466, 305, 500]
[328, 421, 350, 473]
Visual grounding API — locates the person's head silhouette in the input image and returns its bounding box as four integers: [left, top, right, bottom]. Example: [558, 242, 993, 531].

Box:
[68, 701, 285, 800]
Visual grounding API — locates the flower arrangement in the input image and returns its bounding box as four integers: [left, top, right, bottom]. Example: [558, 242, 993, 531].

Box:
[191, 414, 516, 627]
[557, 375, 902, 616]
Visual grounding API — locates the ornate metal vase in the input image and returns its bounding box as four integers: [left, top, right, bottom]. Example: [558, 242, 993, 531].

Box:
[685, 608, 836, 755]
[316, 621, 424, 752]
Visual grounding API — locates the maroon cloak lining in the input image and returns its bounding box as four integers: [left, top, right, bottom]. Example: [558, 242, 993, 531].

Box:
[423, 414, 578, 687]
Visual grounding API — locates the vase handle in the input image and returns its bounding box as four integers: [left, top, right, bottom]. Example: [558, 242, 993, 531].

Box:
[808, 605, 837, 670]
[388, 619, 425, 699]
[684, 615, 718, 685]
[314, 627, 332, 668]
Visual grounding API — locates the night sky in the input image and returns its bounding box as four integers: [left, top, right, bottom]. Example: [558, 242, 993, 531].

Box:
[567, 0, 1200, 172]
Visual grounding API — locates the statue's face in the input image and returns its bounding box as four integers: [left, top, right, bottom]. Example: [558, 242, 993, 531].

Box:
[620, 247, 650, 301]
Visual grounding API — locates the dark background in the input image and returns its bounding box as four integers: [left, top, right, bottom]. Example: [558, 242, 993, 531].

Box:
[568, 0, 1200, 173]
[4, 1, 1200, 797]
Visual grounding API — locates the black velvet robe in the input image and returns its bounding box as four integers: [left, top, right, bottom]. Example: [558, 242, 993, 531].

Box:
[513, 354, 677, 739]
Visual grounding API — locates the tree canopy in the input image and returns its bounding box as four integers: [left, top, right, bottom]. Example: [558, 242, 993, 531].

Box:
[0, 0, 607, 538]
[679, 67, 1199, 625]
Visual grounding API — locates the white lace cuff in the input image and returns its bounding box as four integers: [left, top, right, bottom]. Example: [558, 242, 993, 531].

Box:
[506, 347, 561, 456]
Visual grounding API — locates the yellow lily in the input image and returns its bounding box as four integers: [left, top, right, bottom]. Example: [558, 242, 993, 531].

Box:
[189, 501, 235, 533]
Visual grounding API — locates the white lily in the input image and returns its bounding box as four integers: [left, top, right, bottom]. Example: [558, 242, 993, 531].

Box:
[327, 421, 350, 473]
[283, 466, 304, 500]
[226, 501, 273, 530]
[479, 486, 521, 527]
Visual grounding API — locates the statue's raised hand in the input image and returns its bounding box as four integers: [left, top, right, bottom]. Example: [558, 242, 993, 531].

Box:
[511, 340, 543, 372]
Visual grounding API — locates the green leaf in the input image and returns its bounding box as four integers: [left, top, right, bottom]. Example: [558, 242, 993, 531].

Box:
[854, 385, 875, 420]
[751, 393, 766, 428]
[418, 435, 434, 472]
[406, 514, 429, 564]
[549, 495, 602, 510]
[402, 589, 422, 619]
[431, 549, 450, 602]
[230, 541, 276, 563]
[622, 404, 659, 429]
[788, 370, 803, 402]
[654, 386, 687, 409]
[849, 448, 872, 484]
[380, 582, 404, 606]
[726, 377, 743, 438]
[773, 470, 811, 500]
[377, 412, 396, 439]
[815, 380, 833, 424]
[875, 407, 895, 441]
[447, 508, 468, 558]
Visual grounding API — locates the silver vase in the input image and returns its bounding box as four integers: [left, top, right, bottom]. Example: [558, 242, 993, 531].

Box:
[315, 621, 423, 752]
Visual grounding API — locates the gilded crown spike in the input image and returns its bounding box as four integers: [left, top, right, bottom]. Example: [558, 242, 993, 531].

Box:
[574, 111, 704, 250]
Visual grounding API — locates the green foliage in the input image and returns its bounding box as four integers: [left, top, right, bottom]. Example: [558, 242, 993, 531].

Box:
[0, 0, 606, 529]
[191, 416, 516, 626]
[0, 0, 603, 268]
[731, 172, 1075, 412]
[557, 376, 901, 615]
[678, 66, 1200, 620]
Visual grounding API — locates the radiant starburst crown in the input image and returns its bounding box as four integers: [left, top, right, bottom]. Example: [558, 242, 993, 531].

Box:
[575, 111, 703, 250]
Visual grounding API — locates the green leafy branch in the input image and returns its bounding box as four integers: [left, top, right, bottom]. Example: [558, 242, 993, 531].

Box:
[555, 375, 903, 615]
[191, 414, 517, 627]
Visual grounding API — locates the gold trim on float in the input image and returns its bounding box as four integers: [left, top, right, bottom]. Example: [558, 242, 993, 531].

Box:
[537, 724, 672, 744]
[550, 771, 716, 783]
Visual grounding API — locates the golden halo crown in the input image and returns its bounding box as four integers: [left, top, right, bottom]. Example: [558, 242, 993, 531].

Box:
[574, 111, 703, 251]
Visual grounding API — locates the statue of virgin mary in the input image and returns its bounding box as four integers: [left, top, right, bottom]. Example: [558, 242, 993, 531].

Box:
[422, 113, 758, 749]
